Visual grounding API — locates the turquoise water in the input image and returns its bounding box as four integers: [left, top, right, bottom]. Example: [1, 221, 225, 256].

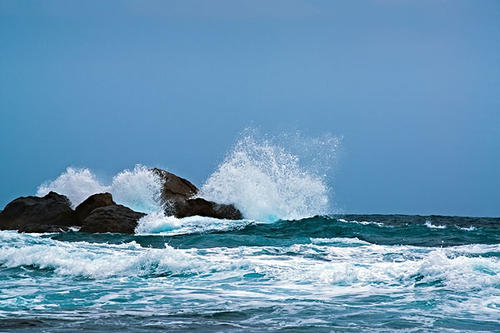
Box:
[1, 215, 499, 332]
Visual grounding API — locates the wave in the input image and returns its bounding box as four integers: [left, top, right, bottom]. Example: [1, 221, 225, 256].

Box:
[134, 211, 253, 235]
[35, 131, 340, 226]
[0, 231, 201, 279]
[199, 132, 339, 221]
[36, 165, 163, 213]
[132, 215, 500, 248]
[1, 231, 498, 294]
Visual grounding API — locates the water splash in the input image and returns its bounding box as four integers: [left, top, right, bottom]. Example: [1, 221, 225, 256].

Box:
[199, 131, 340, 221]
[36, 165, 163, 213]
[36, 131, 340, 221]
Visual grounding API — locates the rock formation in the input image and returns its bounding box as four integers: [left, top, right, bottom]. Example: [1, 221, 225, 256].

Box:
[174, 198, 243, 220]
[0, 168, 243, 234]
[74, 192, 116, 223]
[0, 192, 77, 232]
[152, 168, 198, 203]
[80, 205, 146, 234]
[152, 168, 242, 220]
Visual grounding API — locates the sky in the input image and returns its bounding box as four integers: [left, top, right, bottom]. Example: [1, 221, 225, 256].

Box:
[1, 0, 499, 216]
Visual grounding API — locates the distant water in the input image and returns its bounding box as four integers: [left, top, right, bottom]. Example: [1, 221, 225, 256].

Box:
[0, 215, 499, 332]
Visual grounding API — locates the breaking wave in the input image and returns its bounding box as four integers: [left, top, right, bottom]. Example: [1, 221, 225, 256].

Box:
[36, 165, 163, 213]
[199, 132, 340, 221]
[36, 131, 341, 224]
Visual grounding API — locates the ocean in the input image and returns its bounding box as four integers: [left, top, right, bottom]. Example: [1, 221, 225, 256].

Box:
[1, 215, 499, 332]
[1, 135, 499, 332]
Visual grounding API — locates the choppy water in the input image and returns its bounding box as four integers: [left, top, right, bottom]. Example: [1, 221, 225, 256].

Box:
[3, 133, 499, 331]
[1, 215, 499, 332]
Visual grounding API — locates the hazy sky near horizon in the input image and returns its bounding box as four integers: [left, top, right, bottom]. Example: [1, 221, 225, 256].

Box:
[1, 0, 499, 216]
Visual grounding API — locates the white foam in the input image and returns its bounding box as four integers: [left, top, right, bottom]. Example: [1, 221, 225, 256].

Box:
[0, 235, 202, 279]
[1, 231, 499, 296]
[456, 225, 477, 231]
[36, 167, 106, 207]
[109, 165, 163, 213]
[35, 131, 339, 221]
[135, 211, 253, 235]
[425, 220, 447, 229]
[199, 133, 338, 221]
[36, 165, 163, 213]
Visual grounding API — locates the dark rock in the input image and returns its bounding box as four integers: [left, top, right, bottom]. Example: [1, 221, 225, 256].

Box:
[80, 205, 146, 234]
[151, 168, 243, 220]
[0, 192, 77, 232]
[174, 198, 243, 220]
[152, 168, 198, 203]
[19, 224, 71, 233]
[74, 192, 116, 223]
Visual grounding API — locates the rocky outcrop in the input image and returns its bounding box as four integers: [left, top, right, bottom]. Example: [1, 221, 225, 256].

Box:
[0, 168, 243, 234]
[152, 168, 199, 202]
[152, 168, 243, 220]
[0, 192, 77, 232]
[174, 198, 243, 220]
[80, 205, 146, 234]
[74, 192, 116, 223]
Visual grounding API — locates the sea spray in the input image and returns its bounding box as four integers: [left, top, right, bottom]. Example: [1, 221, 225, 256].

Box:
[36, 165, 163, 213]
[36, 131, 340, 226]
[199, 131, 340, 221]
[36, 167, 106, 207]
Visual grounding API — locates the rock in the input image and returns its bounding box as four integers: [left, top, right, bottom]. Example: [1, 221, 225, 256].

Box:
[174, 198, 243, 220]
[18, 224, 71, 233]
[74, 192, 116, 223]
[152, 168, 243, 220]
[0, 192, 78, 232]
[152, 168, 198, 202]
[80, 205, 146, 234]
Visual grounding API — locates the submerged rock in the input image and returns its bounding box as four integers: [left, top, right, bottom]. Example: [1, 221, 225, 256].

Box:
[0, 192, 77, 232]
[74, 192, 116, 223]
[80, 205, 146, 234]
[152, 168, 243, 220]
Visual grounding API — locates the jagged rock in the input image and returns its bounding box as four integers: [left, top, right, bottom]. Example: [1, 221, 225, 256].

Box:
[0, 192, 77, 232]
[80, 205, 146, 234]
[174, 198, 243, 220]
[152, 168, 243, 220]
[74, 192, 116, 223]
[152, 168, 199, 202]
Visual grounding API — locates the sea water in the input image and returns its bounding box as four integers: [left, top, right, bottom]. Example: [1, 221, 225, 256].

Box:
[1, 134, 498, 332]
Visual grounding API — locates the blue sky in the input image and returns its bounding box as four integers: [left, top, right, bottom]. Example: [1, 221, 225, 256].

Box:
[1, 0, 499, 216]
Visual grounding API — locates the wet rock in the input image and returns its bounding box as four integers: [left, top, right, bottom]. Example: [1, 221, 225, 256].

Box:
[0, 192, 78, 232]
[80, 205, 146, 234]
[174, 198, 243, 220]
[152, 168, 243, 220]
[152, 168, 199, 202]
[74, 192, 116, 223]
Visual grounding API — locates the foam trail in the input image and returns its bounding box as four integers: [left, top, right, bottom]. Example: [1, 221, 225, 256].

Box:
[36, 165, 163, 213]
[199, 132, 340, 221]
